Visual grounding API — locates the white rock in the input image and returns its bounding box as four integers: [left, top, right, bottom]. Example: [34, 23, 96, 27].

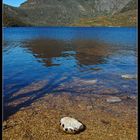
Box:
[80, 79, 97, 84]
[128, 95, 136, 100]
[121, 74, 137, 80]
[106, 96, 122, 103]
[60, 117, 85, 134]
[87, 105, 93, 110]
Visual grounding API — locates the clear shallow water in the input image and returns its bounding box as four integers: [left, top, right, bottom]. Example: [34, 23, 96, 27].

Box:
[3, 27, 137, 97]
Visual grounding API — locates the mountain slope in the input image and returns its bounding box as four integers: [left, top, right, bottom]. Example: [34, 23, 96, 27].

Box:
[3, 0, 137, 26]
[120, 0, 137, 12]
[3, 4, 31, 26]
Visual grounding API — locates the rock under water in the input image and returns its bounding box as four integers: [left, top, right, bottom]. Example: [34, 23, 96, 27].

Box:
[60, 117, 85, 134]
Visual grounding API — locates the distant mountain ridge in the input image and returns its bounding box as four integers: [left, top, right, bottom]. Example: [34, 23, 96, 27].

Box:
[3, 0, 137, 26]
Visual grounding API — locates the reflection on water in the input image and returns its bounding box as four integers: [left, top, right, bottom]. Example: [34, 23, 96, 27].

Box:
[3, 27, 137, 97]
[24, 38, 113, 67]
[74, 40, 113, 66]
[25, 38, 67, 67]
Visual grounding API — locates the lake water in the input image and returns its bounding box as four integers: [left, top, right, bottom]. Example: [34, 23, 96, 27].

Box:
[3, 27, 137, 98]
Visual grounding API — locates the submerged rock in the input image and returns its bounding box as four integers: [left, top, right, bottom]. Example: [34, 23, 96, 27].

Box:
[3, 121, 7, 129]
[79, 79, 97, 85]
[128, 95, 136, 100]
[60, 117, 85, 134]
[106, 96, 122, 103]
[87, 105, 93, 110]
[121, 74, 137, 80]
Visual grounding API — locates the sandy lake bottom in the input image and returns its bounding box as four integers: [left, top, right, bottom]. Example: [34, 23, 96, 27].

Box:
[3, 80, 137, 140]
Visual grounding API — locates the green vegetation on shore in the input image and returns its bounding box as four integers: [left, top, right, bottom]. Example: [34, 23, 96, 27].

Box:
[71, 10, 137, 27]
[3, 13, 30, 27]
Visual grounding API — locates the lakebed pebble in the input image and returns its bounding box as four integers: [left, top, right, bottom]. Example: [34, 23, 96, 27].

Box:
[106, 96, 122, 103]
[121, 74, 137, 80]
[60, 117, 85, 134]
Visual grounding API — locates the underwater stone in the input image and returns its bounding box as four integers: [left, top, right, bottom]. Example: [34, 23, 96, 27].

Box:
[60, 117, 85, 134]
[121, 74, 137, 80]
[79, 79, 97, 85]
[106, 96, 122, 103]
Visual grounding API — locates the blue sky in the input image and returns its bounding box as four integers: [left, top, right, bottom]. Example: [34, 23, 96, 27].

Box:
[3, 0, 26, 7]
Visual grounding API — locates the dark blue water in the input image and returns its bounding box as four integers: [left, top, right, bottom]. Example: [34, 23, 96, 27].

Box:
[3, 27, 137, 97]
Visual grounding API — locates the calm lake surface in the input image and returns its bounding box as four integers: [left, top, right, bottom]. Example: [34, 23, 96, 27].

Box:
[3, 27, 137, 98]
